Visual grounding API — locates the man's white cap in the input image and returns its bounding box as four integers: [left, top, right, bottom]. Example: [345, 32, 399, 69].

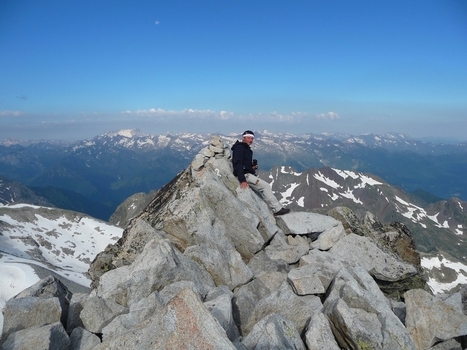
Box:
[242, 130, 255, 138]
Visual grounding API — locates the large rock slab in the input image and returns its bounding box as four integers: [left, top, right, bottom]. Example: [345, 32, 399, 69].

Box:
[405, 288, 467, 349]
[304, 312, 340, 350]
[242, 313, 306, 350]
[2, 322, 69, 350]
[1, 297, 62, 345]
[66, 293, 88, 333]
[80, 296, 128, 333]
[69, 327, 101, 350]
[204, 286, 240, 341]
[169, 287, 239, 348]
[276, 211, 341, 235]
[102, 291, 164, 340]
[247, 250, 289, 276]
[323, 265, 416, 350]
[287, 265, 326, 295]
[244, 281, 322, 336]
[298, 249, 347, 290]
[13, 275, 72, 328]
[329, 233, 417, 281]
[310, 222, 346, 250]
[233, 278, 271, 331]
[94, 238, 215, 307]
[185, 240, 253, 290]
[265, 231, 309, 264]
[88, 218, 167, 286]
[96, 288, 237, 349]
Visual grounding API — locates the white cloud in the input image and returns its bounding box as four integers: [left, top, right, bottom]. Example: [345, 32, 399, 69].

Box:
[0, 111, 23, 117]
[119, 109, 341, 124]
[121, 109, 295, 122]
[316, 112, 340, 120]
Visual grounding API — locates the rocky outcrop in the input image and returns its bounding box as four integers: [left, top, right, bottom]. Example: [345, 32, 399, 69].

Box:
[2, 136, 466, 349]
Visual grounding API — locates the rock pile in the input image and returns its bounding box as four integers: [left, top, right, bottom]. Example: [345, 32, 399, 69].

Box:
[2, 136, 467, 349]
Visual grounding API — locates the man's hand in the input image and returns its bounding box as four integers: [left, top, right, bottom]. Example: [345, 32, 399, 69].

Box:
[240, 181, 249, 189]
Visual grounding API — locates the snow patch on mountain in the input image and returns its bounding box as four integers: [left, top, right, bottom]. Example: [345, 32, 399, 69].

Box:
[421, 256, 467, 294]
[333, 168, 360, 179]
[314, 171, 340, 189]
[279, 183, 300, 206]
[341, 189, 363, 204]
[394, 196, 460, 231]
[333, 168, 383, 187]
[280, 166, 302, 176]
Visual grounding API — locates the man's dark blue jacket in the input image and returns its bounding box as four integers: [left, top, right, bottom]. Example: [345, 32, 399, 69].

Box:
[231, 140, 255, 183]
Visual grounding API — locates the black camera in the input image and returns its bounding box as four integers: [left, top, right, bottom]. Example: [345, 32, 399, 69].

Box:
[252, 159, 258, 166]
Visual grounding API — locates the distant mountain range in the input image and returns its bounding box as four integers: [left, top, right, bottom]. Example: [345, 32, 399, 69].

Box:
[1, 132, 466, 298]
[1, 129, 467, 221]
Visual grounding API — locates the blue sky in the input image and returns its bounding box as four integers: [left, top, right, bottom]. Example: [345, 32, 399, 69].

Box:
[1, 0, 466, 141]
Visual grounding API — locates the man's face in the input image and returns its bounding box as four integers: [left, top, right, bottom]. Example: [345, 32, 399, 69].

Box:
[243, 136, 254, 146]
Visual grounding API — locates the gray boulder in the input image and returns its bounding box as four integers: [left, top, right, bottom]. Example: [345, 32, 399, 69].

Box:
[310, 221, 346, 250]
[323, 265, 416, 349]
[69, 327, 101, 350]
[287, 265, 326, 295]
[1, 297, 62, 345]
[67, 292, 88, 333]
[247, 250, 289, 276]
[265, 231, 309, 264]
[147, 288, 238, 349]
[94, 238, 215, 307]
[88, 218, 166, 286]
[101, 291, 164, 340]
[2, 322, 69, 350]
[233, 278, 272, 332]
[13, 275, 72, 328]
[204, 286, 240, 341]
[405, 288, 467, 349]
[257, 271, 288, 293]
[80, 296, 128, 333]
[298, 249, 347, 291]
[159, 280, 203, 305]
[242, 313, 306, 350]
[276, 211, 341, 235]
[184, 240, 253, 290]
[329, 233, 417, 281]
[304, 312, 340, 350]
[244, 281, 322, 336]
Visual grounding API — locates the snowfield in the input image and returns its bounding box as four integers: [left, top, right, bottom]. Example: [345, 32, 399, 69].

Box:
[0, 204, 123, 336]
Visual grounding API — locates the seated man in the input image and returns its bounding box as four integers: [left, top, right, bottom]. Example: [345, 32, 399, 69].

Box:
[231, 130, 290, 216]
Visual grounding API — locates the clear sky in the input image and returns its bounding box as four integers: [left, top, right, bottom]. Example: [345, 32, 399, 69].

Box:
[1, 0, 466, 142]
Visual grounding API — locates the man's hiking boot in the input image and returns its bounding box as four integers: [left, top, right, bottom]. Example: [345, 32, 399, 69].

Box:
[274, 208, 290, 216]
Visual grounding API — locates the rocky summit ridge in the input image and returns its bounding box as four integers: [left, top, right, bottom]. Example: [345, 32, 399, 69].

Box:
[2, 137, 467, 349]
